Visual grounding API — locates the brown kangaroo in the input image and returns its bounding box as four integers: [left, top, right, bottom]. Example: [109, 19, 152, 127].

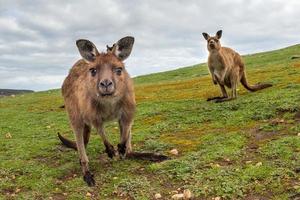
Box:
[58, 36, 136, 186]
[202, 30, 272, 103]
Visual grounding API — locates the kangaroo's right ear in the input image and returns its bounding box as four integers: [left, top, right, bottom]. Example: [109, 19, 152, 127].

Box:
[112, 36, 134, 61]
[216, 30, 222, 39]
[202, 32, 210, 40]
[76, 39, 99, 62]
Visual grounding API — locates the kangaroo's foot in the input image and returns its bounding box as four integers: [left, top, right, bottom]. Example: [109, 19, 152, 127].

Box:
[207, 96, 227, 101]
[214, 97, 235, 103]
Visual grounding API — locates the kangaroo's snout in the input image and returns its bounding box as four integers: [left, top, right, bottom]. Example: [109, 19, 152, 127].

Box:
[99, 79, 113, 89]
[99, 79, 114, 95]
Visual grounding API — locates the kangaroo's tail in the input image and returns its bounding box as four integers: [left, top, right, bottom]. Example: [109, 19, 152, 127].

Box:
[240, 71, 272, 91]
[57, 133, 78, 150]
[58, 125, 90, 151]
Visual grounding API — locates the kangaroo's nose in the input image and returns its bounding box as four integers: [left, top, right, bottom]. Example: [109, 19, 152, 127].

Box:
[99, 79, 113, 88]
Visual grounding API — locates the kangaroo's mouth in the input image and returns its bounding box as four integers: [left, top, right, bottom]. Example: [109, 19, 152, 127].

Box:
[96, 92, 114, 97]
[101, 93, 113, 97]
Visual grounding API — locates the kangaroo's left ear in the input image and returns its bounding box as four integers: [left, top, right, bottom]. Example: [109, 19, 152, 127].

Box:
[216, 30, 222, 39]
[202, 32, 210, 40]
[112, 36, 134, 61]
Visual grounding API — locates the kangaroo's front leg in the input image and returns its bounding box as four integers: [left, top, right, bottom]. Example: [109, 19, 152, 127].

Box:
[118, 116, 133, 158]
[94, 123, 116, 159]
[74, 126, 95, 186]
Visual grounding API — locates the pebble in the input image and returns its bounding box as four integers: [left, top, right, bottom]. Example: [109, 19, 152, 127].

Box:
[183, 189, 192, 199]
[170, 149, 179, 155]
[255, 162, 263, 166]
[171, 193, 184, 199]
[86, 192, 92, 197]
[154, 193, 162, 199]
[297, 133, 300, 136]
[5, 133, 12, 139]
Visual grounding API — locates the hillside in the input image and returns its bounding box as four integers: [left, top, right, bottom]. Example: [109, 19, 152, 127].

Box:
[0, 44, 300, 200]
[0, 89, 34, 97]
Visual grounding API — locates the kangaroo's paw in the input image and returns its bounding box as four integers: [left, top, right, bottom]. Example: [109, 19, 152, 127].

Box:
[104, 143, 116, 159]
[117, 143, 127, 159]
[83, 171, 95, 187]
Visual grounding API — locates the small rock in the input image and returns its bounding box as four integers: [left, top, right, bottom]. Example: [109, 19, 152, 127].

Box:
[224, 158, 230, 162]
[15, 188, 21, 193]
[86, 192, 92, 197]
[113, 177, 118, 180]
[256, 162, 263, 166]
[170, 149, 179, 155]
[172, 193, 184, 199]
[63, 193, 67, 196]
[213, 197, 221, 200]
[293, 185, 300, 190]
[183, 189, 192, 199]
[46, 125, 51, 129]
[245, 160, 252, 164]
[154, 193, 162, 199]
[297, 133, 300, 136]
[5, 133, 12, 139]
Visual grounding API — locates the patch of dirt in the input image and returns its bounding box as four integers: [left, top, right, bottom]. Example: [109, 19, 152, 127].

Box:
[295, 111, 300, 120]
[32, 154, 61, 168]
[51, 193, 67, 200]
[57, 169, 78, 182]
[244, 193, 273, 200]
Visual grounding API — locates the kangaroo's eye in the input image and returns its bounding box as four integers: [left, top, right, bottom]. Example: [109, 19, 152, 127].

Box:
[214, 39, 219, 42]
[89, 68, 97, 77]
[114, 67, 123, 76]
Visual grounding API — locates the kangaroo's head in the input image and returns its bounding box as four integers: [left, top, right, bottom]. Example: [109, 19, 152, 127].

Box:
[76, 36, 134, 100]
[202, 30, 222, 51]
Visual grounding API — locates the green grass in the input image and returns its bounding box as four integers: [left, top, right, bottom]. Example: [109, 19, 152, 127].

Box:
[1, 44, 300, 199]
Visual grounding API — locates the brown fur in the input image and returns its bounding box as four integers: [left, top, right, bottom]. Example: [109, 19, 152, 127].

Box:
[202, 30, 272, 102]
[58, 37, 136, 186]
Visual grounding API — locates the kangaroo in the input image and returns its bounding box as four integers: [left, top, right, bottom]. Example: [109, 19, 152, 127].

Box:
[58, 36, 136, 186]
[202, 30, 272, 103]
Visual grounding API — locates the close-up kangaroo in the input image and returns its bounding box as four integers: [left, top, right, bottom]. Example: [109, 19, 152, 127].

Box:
[57, 36, 136, 186]
[202, 30, 273, 103]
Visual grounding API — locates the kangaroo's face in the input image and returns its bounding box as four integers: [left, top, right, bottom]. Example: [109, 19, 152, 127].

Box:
[76, 37, 134, 99]
[202, 30, 222, 51]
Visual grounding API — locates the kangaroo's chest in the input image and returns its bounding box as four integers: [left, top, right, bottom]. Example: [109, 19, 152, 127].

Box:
[97, 99, 122, 122]
[209, 54, 224, 75]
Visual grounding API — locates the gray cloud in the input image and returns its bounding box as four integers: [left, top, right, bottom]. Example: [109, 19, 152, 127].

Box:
[0, 0, 299, 91]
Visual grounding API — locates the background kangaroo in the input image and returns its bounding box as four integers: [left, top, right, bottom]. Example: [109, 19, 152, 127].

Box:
[202, 30, 272, 103]
[58, 36, 136, 186]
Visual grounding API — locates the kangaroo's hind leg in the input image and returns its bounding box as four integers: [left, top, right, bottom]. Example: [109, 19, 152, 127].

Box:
[207, 75, 228, 101]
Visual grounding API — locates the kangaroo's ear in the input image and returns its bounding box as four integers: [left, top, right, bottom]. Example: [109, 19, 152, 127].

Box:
[202, 32, 210, 40]
[112, 36, 134, 61]
[76, 39, 99, 62]
[216, 30, 222, 39]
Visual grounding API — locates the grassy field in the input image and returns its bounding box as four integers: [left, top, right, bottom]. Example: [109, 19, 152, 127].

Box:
[1, 44, 300, 200]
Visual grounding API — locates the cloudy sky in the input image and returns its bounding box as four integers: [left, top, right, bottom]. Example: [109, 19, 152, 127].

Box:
[0, 0, 299, 91]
